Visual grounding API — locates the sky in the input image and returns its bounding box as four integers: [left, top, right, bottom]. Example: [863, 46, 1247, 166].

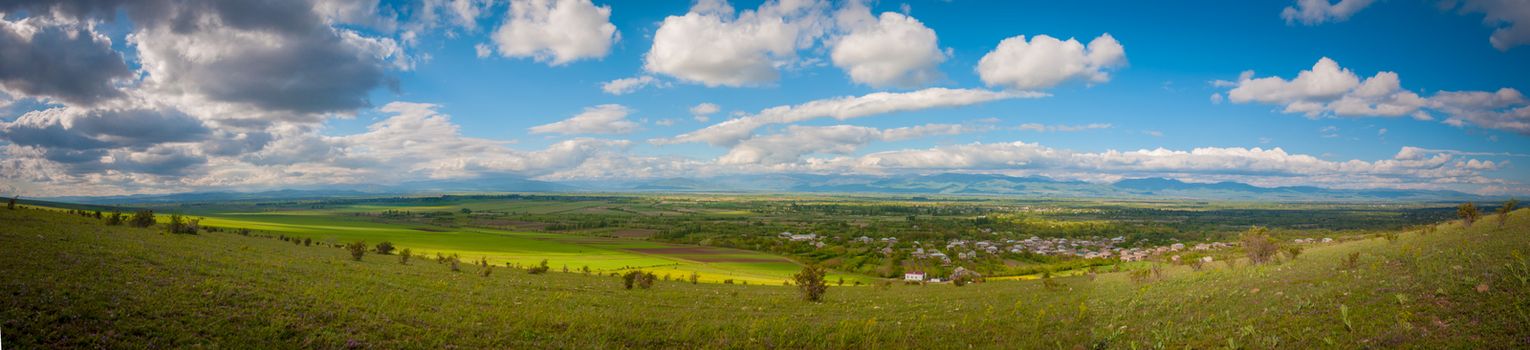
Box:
[1, 0, 1528, 197]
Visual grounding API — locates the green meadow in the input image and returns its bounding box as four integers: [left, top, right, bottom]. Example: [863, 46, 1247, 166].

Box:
[3, 205, 1527, 348]
[189, 208, 873, 285]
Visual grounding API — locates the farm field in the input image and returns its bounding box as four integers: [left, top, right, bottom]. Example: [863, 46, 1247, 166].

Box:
[190, 210, 871, 285]
[2, 204, 1526, 348]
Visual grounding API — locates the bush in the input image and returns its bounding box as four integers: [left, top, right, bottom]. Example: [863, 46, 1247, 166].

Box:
[374, 241, 395, 255]
[129, 210, 156, 228]
[793, 265, 828, 302]
[1380, 231, 1400, 243]
[622, 270, 657, 289]
[345, 241, 367, 261]
[1498, 198, 1519, 228]
[1339, 252, 1362, 271]
[399, 248, 412, 264]
[5, 196, 14, 209]
[1284, 245, 1304, 260]
[165, 214, 199, 234]
[450, 258, 461, 272]
[689, 271, 700, 284]
[303, 238, 312, 246]
[527, 259, 550, 274]
[1459, 202, 1481, 227]
[105, 211, 124, 226]
[480, 264, 493, 277]
[1239, 226, 1279, 265]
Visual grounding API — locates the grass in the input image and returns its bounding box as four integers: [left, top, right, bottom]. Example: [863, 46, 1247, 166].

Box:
[193, 212, 873, 285]
[2, 205, 1526, 348]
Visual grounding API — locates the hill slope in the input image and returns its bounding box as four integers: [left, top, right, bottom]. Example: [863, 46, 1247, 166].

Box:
[2, 206, 1526, 348]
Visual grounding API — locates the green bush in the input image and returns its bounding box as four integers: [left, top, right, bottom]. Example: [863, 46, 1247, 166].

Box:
[527, 259, 550, 274]
[1459, 202, 1480, 227]
[105, 211, 124, 226]
[374, 241, 395, 255]
[129, 210, 156, 228]
[345, 241, 367, 261]
[399, 248, 412, 265]
[793, 265, 828, 302]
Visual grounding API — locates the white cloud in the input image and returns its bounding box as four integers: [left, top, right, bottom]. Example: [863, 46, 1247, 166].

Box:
[643, 0, 830, 86]
[1017, 123, 1112, 132]
[690, 102, 721, 122]
[475, 43, 492, 58]
[655, 88, 1039, 146]
[601, 75, 668, 95]
[719, 123, 981, 165]
[829, 1, 946, 88]
[1281, 0, 1375, 25]
[1445, 0, 1530, 51]
[1218, 57, 1528, 134]
[976, 33, 1126, 91]
[491, 0, 619, 66]
[530, 104, 640, 135]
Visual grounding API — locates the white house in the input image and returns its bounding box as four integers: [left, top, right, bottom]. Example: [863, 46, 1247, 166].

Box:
[904, 272, 926, 282]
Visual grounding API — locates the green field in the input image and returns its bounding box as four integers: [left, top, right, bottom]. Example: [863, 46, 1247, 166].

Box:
[191, 211, 871, 285]
[3, 205, 1526, 348]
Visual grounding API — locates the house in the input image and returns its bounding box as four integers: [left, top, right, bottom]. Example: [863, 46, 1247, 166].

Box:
[1170, 243, 1185, 251]
[903, 272, 926, 282]
[789, 233, 817, 241]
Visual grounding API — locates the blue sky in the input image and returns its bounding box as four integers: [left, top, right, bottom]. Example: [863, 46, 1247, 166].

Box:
[1, 0, 1528, 196]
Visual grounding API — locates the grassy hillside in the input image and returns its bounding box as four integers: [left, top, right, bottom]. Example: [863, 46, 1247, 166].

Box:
[2, 206, 1526, 348]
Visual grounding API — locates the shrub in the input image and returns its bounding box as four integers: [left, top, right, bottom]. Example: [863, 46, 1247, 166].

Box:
[399, 248, 412, 264]
[1458, 202, 1481, 227]
[105, 211, 124, 226]
[303, 238, 312, 246]
[1380, 231, 1400, 243]
[1498, 198, 1519, 228]
[165, 214, 199, 234]
[1284, 245, 1304, 260]
[793, 265, 828, 302]
[689, 271, 700, 284]
[1339, 252, 1362, 271]
[450, 258, 461, 272]
[837, 277, 845, 286]
[1188, 258, 1206, 271]
[480, 264, 493, 277]
[639, 272, 656, 289]
[5, 196, 14, 209]
[622, 271, 640, 289]
[129, 210, 156, 228]
[1239, 226, 1279, 265]
[345, 241, 367, 261]
[527, 259, 550, 274]
[374, 241, 395, 255]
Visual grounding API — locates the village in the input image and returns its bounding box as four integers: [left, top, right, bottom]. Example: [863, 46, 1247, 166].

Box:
[778, 230, 1336, 283]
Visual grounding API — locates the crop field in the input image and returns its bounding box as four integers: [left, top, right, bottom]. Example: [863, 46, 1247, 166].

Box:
[189, 211, 869, 285]
[2, 203, 1526, 348]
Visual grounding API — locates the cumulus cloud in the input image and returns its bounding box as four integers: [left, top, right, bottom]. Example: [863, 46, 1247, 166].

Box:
[1281, 0, 1375, 25]
[1445, 0, 1530, 51]
[829, 1, 947, 88]
[976, 33, 1126, 91]
[529, 104, 640, 135]
[1017, 123, 1112, 132]
[718, 123, 981, 165]
[0, 16, 131, 106]
[644, 0, 830, 86]
[655, 88, 1038, 146]
[490, 0, 619, 65]
[689, 102, 721, 122]
[601, 75, 667, 95]
[1218, 57, 1528, 133]
[810, 142, 1503, 190]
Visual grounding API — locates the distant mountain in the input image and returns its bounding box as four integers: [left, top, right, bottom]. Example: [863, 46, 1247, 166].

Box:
[39, 173, 1487, 204]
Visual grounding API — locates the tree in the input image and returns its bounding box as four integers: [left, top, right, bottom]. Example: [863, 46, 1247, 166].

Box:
[793, 264, 828, 302]
[129, 210, 156, 228]
[1459, 202, 1481, 228]
[346, 241, 367, 261]
[527, 259, 550, 274]
[1239, 226, 1279, 265]
[374, 241, 395, 255]
[105, 211, 124, 226]
[6, 196, 15, 209]
[165, 214, 198, 234]
[399, 248, 412, 265]
[1498, 199, 1519, 228]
